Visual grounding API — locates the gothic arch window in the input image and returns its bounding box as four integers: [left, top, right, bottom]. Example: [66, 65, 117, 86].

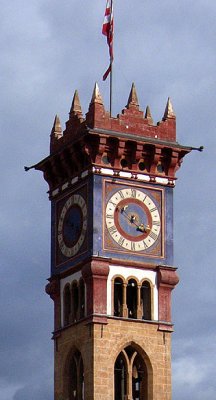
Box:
[132, 353, 147, 400]
[71, 281, 79, 323]
[114, 277, 123, 317]
[114, 346, 148, 400]
[114, 352, 127, 400]
[127, 278, 137, 319]
[141, 281, 152, 320]
[64, 284, 71, 326]
[79, 278, 85, 319]
[69, 350, 84, 400]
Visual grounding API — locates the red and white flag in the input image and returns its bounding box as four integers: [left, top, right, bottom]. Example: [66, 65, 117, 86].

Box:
[102, 0, 114, 80]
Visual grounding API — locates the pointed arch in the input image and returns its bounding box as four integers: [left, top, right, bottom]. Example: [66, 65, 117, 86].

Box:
[126, 278, 138, 319]
[114, 341, 153, 400]
[79, 278, 85, 319]
[64, 347, 85, 400]
[114, 351, 127, 400]
[63, 284, 71, 326]
[141, 280, 152, 320]
[71, 281, 79, 323]
[114, 277, 124, 317]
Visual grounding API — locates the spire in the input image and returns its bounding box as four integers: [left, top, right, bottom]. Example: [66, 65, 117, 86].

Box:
[145, 105, 154, 125]
[50, 115, 62, 140]
[90, 82, 104, 105]
[69, 90, 83, 118]
[126, 83, 139, 109]
[163, 98, 176, 119]
[86, 82, 105, 128]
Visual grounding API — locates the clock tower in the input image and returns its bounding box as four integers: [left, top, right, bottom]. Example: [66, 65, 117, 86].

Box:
[35, 83, 192, 400]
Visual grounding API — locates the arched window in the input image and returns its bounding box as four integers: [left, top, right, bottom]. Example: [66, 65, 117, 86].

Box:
[71, 282, 79, 323]
[64, 285, 71, 326]
[79, 357, 84, 400]
[114, 346, 149, 400]
[70, 354, 77, 399]
[114, 352, 127, 400]
[79, 279, 85, 319]
[132, 353, 147, 400]
[114, 278, 123, 317]
[141, 281, 151, 320]
[127, 279, 137, 319]
[69, 350, 84, 400]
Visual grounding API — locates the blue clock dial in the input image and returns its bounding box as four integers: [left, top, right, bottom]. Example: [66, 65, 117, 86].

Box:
[58, 194, 87, 258]
[117, 202, 149, 238]
[63, 205, 83, 247]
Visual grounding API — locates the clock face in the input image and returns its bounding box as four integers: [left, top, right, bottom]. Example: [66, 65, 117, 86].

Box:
[58, 194, 87, 258]
[105, 187, 161, 253]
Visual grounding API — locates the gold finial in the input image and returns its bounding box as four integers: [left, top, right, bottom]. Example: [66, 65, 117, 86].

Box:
[163, 97, 176, 119]
[90, 82, 104, 105]
[51, 115, 62, 140]
[145, 105, 154, 124]
[126, 82, 139, 108]
[70, 90, 82, 116]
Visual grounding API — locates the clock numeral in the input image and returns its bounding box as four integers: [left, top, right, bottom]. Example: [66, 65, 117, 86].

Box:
[82, 208, 87, 218]
[150, 207, 157, 213]
[109, 200, 117, 207]
[58, 222, 63, 232]
[152, 220, 160, 226]
[59, 215, 64, 224]
[142, 240, 149, 250]
[131, 189, 137, 198]
[149, 231, 158, 241]
[131, 242, 136, 252]
[106, 214, 114, 219]
[118, 190, 125, 199]
[65, 198, 72, 209]
[60, 243, 67, 253]
[78, 197, 84, 206]
[83, 220, 87, 230]
[118, 236, 125, 246]
[108, 225, 117, 235]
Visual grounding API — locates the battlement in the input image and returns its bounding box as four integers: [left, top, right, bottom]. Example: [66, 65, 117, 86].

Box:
[34, 83, 192, 191]
[50, 83, 176, 154]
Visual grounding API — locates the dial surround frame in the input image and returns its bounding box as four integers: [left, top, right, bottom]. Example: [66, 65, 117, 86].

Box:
[103, 180, 165, 258]
[54, 184, 89, 268]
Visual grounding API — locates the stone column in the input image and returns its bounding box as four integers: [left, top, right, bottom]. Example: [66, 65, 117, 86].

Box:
[123, 282, 128, 318]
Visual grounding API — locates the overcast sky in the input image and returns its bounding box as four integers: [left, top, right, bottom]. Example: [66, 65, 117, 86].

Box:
[1, 1, 215, 399]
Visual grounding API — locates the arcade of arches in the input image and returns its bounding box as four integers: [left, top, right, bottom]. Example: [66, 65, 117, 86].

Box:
[63, 276, 153, 327]
[63, 278, 85, 326]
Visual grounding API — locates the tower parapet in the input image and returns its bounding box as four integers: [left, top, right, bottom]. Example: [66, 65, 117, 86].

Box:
[37, 83, 191, 192]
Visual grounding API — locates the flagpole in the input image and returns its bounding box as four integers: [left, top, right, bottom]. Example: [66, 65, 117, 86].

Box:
[110, 61, 113, 117]
[102, 0, 114, 115]
[109, 0, 113, 117]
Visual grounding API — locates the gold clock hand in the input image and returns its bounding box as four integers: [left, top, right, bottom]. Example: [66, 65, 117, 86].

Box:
[137, 224, 150, 233]
[117, 206, 149, 233]
[119, 207, 135, 224]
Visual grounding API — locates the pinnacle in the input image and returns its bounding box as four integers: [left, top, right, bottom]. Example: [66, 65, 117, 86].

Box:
[90, 82, 104, 105]
[163, 97, 176, 119]
[145, 105, 153, 124]
[70, 90, 82, 116]
[126, 83, 139, 109]
[51, 115, 62, 139]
